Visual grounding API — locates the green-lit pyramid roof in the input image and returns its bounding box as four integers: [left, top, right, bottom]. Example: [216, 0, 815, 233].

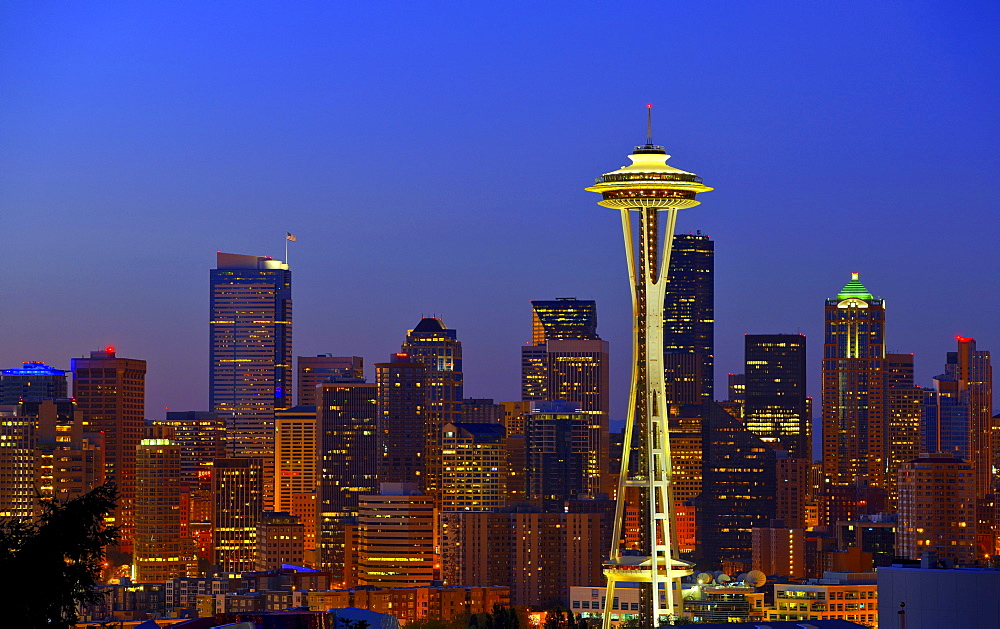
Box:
[837, 273, 873, 300]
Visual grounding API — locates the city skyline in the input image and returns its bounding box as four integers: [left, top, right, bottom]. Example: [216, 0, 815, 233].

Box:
[2, 2, 998, 425]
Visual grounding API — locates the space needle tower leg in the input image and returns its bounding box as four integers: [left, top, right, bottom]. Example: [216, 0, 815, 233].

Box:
[587, 108, 712, 628]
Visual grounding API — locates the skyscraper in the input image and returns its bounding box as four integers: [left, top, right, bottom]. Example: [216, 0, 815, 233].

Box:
[586, 116, 713, 623]
[375, 353, 428, 487]
[401, 318, 463, 500]
[898, 452, 976, 565]
[885, 353, 923, 508]
[209, 252, 292, 482]
[213, 457, 265, 573]
[663, 232, 714, 404]
[695, 402, 776, 568]
[521, 299, 609, 496]
[0, 362, 67, 404]
[949, 337, 993, 499]
[744, 334, 808, 457]
[275, 405, 319, 559]
[530, 298, 599, 344]
[822, 273, 887, 492]
[525, 400, 589, 502]
[134, 425, 194, 582]
[317, 378, 378, 578]
[71, 347, 146, 553]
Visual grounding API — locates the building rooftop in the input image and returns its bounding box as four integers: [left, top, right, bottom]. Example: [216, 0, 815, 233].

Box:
[836, 272, 874, 300]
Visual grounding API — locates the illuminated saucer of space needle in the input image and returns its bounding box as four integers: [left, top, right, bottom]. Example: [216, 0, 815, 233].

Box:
[585, 105, 713, 209]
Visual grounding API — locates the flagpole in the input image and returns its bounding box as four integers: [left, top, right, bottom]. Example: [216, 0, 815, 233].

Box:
[285, 234, 289, 267]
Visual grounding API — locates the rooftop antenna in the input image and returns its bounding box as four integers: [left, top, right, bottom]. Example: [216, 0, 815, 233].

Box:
[646, 103, 653, 145]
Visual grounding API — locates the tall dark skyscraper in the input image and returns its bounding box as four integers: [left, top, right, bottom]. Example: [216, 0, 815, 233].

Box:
[375, 352, 428, 486]
[885, 353, 923, 509]
[744, 334, 808, 457]
[530, 298, 599, 344]
[694, 402, 776, 568]
[210, 252, 291, 508]
[317, 377, 377, 578]
[400, 317, 463, 499]
[822, 273, 887, 492]
[71, 347, 146, 553]
[663, 232, 714, 404]
[0, 362, 67, 404]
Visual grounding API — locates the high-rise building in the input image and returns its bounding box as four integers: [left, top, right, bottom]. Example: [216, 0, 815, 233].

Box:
[317, 378, 378, 578]
[209, 252, 292, 503]
[375, 353, 428, 487]
[0, 405, 34, 519]
[822, 274, 887, 493]
[949, 337, 993, 499]
[898, 452, 976, 565]
[520, 299, 609, 495]
[274, 405, 318, 559]
[525, 400, 589, 502]
[27, 399, 105, 511]
[663, 232, 714, 404]
[586, 121, 713, 623]
[695, 402, 776, 568]
[439, 422, 507, 513]
[134, 425, 195, 582]
[530, 298, 599, 344]
[744, 334, 808, 457]
[0, 362, 68, 404]
[71, 347, 146, 553]
[775, 453, 810, 531]
[213, 457, 265, 573]
[923, 374, 969, 458]
[520, 338, 610, 496]
[297, 355, 363, 407]
[153, 411, 226, 561]
[885, 354, 923, 509]
[357, 484, 436, 588]
[401, 318, 463, 499]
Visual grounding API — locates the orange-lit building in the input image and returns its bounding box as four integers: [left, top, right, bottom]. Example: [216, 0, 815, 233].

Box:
[898, 452, 977, 565]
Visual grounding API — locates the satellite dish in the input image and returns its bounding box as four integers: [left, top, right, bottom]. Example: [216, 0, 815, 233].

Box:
[737, 573, 748, 583]
[745, 570, 767, 588]
[696, 573, 712, 585]
[716, 574, 731, 584]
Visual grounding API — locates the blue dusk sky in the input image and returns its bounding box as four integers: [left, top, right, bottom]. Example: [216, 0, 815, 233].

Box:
[1, 1, 998, 434]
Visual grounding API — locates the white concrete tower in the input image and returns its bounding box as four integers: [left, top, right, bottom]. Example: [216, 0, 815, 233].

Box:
[586, 107, 712, 626]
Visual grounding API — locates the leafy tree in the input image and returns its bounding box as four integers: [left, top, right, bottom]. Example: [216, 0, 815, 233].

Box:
[0, 482, 119, 627]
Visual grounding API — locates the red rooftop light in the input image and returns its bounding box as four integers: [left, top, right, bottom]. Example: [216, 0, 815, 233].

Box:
[105, 346, 116, 354]
[956, 335, 975, 343]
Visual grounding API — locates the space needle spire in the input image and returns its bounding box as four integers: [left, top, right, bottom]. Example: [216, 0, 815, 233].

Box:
[586, 107, 712, 626]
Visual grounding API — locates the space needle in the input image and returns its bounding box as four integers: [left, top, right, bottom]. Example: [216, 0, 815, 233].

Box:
[586, 106, 712, 626]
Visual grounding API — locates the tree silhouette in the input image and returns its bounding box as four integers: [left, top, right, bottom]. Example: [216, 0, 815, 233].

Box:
[0, 482, 119, 627]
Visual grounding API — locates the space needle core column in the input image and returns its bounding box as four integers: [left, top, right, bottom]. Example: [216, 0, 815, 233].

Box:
[586, 108, 712, 626]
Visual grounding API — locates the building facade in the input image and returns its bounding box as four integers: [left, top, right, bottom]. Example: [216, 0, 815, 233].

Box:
[744, 334, 808, 457]
[210, 252, 291, 505]
[822, 274, 887, 503]
[662, 231, 714, 404]
[71, 347, 146, 552]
